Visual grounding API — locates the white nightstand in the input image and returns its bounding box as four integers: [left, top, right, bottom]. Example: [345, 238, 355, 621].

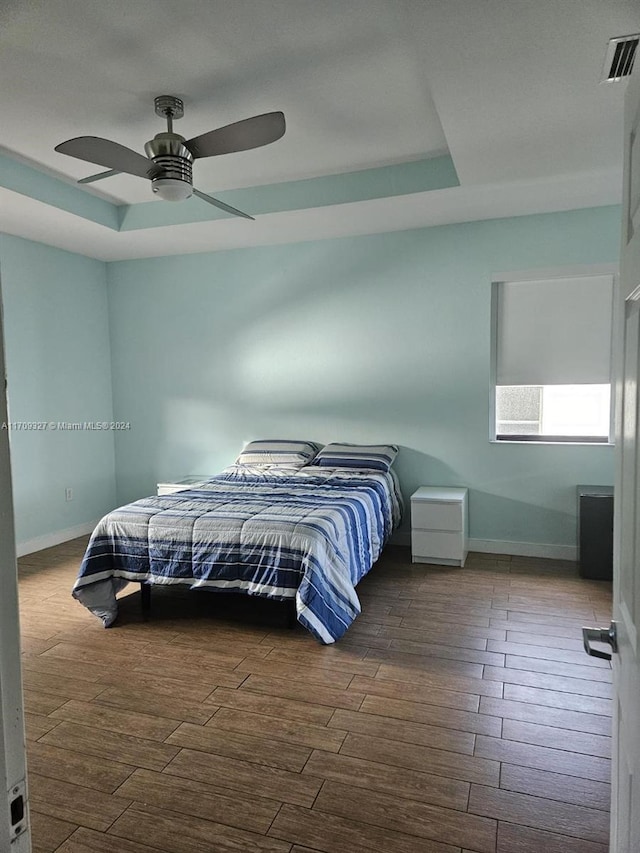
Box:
[411, 486, 468, 567]
[157, 475, 211, 496]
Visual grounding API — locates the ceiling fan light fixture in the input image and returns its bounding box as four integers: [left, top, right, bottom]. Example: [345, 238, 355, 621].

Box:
[54, 95, 285, 219]
[151, 178, 193, 201]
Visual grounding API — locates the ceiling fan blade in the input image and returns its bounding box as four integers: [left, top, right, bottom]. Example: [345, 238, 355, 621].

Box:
[185, 111, 285, 159]
[55, 137, 158, 180]
[193, 188, 254, 220]
[77, 169, 121, 184]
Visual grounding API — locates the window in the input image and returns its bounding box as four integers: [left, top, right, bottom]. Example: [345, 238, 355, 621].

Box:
[492, 273, 614, 443]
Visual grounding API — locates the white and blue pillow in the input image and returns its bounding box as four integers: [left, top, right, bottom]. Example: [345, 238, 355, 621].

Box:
[235, 440, 321, 468]
[311, 442, 398, 472]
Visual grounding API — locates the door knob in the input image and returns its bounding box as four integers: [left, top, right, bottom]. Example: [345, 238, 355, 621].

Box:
[582, 621, 617, 660]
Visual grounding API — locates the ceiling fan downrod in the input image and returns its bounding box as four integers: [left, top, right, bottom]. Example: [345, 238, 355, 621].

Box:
[146, 95, 193, 200]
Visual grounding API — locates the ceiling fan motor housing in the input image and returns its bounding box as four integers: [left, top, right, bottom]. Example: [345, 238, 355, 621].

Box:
[145, 132, 193, 200]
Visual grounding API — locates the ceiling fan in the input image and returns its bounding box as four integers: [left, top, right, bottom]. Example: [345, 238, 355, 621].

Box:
[54, 95, 286, 220]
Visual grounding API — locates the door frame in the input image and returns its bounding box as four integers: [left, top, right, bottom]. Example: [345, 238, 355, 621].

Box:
[0, 272, 31, 850]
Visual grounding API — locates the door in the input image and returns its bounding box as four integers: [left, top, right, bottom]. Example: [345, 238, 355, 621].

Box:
[610, 64, 640, 852]
[0, 279, 30, 848]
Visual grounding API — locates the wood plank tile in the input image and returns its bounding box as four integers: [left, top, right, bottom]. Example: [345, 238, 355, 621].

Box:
[505, 650, 613, 681]
[132, 656, 248, 686]
[501, 610, 600, 628]
[168, 632, 274, 658]
[376, 663, 503, 697]
[164, 747, 322, 807]
[315, 780, 497, 853]
[504, 630, 586, 651]
[22, 654, 110, 684]
[40, 721, 179, 771]
[28, 772, 130, 832]
[500, 763, 610, 811]
[165, 720, 311, 771]
[22, 669, 107, 702]
[468, 784, 609, 844]
[234, 656, 353, 688]
[502, 683, 613, 716]
[133, 640, 250, 671]
[340, 732, 500, 786]
[488, 640, 611, 669]
[381, 622, 507, 644]
[489, 618, 597, 639]
[399, 600, 507, 620]
[53, 823, 160, 851]
[303, 750, 470, 810]
[15, 537, 616, 853]
[479, 696, 611, 735]
[109, 803, 291, 853]
[49, 699, 181, 741]
[269, 803, 459, 853]
[23, 688, 67, 716]
[483, 665, 612, 698]
[329, 708, 476, 754]
[93, 685, 217, 725]
[210, 685, 334, 724]
[364, 647, 486, 678]
[25, 712, 60, 742]
[114, 768, 279, 834]
[400, 611, 492, 630]
[20, 636, 59, 656]
[360, 694, 501, 736]
[501, 718, 611, 757]
[97, 666, 237, 697]
[26, 741, 135, 794]
[239, 673, 364, 710]
[350, 675, 480, 712]
[475, 735, 610, 782]
[41, 641, 149, 668]
[209, 707, 347, 752]
[496, 822, 609, 853]
[264, 646, 380, 677]
[386, 638, 505, 667]
[30, 810, 77, 853]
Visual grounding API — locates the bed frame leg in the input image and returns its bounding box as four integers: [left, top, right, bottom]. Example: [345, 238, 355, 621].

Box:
[141, 582, 151, 620]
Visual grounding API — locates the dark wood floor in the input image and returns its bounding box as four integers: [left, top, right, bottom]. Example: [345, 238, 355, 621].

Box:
[17, 539, 613, 853]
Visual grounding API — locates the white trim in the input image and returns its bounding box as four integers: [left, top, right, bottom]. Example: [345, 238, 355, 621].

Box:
[0, 272, 30, 849]
[491, 263, 619, 283]
[468, 537, 577, 561]
[16, 520, 97, 558]
[391, 530, 577, 560]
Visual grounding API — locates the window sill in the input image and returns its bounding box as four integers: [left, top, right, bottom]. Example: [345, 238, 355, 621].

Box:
[490, 439, 614, 447]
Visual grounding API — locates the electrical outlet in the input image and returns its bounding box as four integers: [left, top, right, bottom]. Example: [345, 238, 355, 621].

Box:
[65, 487, 73, 502]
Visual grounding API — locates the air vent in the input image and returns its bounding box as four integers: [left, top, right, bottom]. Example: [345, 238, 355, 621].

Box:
[602, 34, 639, 82]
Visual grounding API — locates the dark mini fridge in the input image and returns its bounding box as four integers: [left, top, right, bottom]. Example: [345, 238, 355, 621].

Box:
[577, 485, 614, 581]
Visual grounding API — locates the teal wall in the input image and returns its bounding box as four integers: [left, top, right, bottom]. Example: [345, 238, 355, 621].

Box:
[107, 205, 620, 549]
[0, 235, 116, 546]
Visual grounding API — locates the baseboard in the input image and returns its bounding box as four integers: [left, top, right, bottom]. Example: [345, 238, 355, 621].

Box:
[468, 538, 577, 561]
[16, 520, 97, 558]
[390, 530, 576, 561]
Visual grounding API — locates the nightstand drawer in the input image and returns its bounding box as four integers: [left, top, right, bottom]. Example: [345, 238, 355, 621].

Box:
[412, 529, 465, 561]
[411, 500, 463, 531]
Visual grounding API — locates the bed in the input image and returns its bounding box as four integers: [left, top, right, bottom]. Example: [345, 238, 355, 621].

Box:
[72, 443, 402, 643]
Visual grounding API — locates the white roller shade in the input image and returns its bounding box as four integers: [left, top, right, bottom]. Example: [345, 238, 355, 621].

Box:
[496, 275, 613, 386]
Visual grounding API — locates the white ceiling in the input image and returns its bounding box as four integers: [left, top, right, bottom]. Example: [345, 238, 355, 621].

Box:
[0, 0, 637, 259]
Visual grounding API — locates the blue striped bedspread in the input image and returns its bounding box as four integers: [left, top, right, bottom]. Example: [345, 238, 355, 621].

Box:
[73, 466, 403, 643]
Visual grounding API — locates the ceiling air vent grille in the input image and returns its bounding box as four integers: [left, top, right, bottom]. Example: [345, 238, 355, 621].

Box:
[602, 34, 639, 82]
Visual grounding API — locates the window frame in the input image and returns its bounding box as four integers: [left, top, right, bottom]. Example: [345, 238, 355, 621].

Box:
[489, 264, 618, 446]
